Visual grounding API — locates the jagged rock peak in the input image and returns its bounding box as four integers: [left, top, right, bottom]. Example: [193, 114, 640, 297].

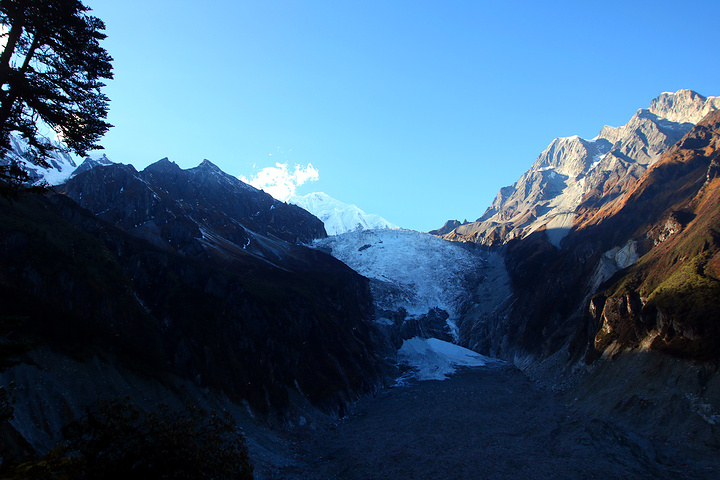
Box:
[435, 89, 718, 247]
[428, 219, 466, 236]
[649, 89, 720, 124]
[532, 135, 612, 178]
[189, 159, 252, 189]
[198, 159, 221, 171]
[144, 157, 181, 174]
[69, 154, 114, 179]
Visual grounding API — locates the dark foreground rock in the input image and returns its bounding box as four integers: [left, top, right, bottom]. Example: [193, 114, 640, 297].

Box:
[262, 364, 719, 480]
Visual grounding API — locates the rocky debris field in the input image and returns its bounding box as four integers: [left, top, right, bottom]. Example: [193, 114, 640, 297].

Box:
[257, 363, 719, 480]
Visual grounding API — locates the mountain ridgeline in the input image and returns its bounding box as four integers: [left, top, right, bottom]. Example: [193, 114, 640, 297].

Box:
[60, 158, 327, 250]
[430, 90, 720, 363]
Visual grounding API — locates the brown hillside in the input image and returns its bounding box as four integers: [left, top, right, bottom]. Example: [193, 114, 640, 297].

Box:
[588, 110, 720, 359]
[571, 109, 720, 249]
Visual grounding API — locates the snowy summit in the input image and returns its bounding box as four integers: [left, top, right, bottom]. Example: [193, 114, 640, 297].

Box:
[3, 133, 77, 185]
[287, 192, 397, 235]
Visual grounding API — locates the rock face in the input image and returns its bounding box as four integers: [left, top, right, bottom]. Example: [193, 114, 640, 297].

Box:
[68, 154, 114, 178]
[428, 219, 466, 236]
[440, 89, 719, 247]
[59, 158, 327, 252]
[649, 89, 720, 124]
[583, 110, 720, 360]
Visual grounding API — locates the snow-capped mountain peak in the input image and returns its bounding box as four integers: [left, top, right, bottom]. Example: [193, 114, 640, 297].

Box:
[3, 133, 78, 185]
[287, 191, 397, 235]
[1, 132, 117, 186]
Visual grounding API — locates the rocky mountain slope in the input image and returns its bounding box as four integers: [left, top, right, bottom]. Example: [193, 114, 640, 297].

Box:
[582, 110, 720, 360]
[436, 89, 720, 247]
[455, 108, 720, 454]
[466, 108, 720, 361]
[0, 158, 395, 461]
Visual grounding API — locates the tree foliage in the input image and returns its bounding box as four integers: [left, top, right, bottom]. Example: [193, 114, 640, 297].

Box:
[0, 0, 112, 182]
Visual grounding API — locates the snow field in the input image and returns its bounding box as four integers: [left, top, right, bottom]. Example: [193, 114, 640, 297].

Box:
[397, 337, 497, 382]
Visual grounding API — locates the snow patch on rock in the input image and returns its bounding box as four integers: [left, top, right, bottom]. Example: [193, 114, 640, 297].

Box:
[590, 240, 640, 292]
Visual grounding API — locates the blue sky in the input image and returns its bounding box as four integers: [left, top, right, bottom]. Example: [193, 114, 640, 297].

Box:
[87, 0, 720, 232]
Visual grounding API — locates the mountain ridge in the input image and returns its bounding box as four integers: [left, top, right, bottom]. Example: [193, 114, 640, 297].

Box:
[436, 89, 719, 247]
[2, 89, 720, 473]
[58, 158, 328, 260]
[2, 135, 397, 241]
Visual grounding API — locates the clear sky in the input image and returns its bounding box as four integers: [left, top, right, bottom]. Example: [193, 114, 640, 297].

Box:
[86, 0, 720, 232]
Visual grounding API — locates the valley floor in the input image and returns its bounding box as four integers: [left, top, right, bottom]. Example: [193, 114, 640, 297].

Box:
[256, 363, 719, 480]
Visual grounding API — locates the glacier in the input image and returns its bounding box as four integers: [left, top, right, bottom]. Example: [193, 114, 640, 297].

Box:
[3, 134, 77, 185]
[313, 228, 487, 341]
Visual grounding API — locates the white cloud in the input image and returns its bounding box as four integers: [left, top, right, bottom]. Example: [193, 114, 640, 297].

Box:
[240, 162, 319, 201]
